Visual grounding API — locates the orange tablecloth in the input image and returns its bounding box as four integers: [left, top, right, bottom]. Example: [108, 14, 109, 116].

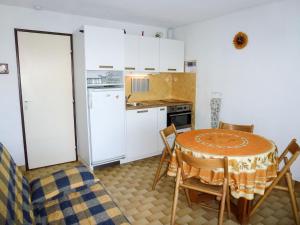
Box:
[168, 129, 278, 200]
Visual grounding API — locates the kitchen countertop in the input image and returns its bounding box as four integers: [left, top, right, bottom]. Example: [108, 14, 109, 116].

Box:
[126, 99, 193, 110]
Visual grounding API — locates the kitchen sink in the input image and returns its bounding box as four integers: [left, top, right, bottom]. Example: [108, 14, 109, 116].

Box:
[126, 102, 144, 107]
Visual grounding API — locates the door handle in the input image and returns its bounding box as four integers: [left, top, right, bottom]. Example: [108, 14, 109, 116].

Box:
[88, 93, 93, 109]
[137, 110, 148, 113]
[23, 100, 32, 110]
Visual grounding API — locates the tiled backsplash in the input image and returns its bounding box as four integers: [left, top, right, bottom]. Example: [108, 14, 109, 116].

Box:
[171, 73, 196, 103]
[125, 72, 196, 127]
[125, 73, 195, 102]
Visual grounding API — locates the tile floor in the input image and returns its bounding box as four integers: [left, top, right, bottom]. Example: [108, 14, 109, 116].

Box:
[26, 156, 299, 225]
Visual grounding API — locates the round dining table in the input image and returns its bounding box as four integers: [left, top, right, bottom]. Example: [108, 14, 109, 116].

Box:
[168, 128, 278, 225]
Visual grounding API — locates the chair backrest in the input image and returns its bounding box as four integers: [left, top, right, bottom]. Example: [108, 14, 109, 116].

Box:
[0, 143, 33, 224]
[219, 121, 254, 133]
[175, 149, 229, 182]
[278, 138, 300, 170]
[160, 124, 177, 155]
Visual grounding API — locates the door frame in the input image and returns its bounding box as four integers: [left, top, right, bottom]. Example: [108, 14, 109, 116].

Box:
[14, 28, 78, 170]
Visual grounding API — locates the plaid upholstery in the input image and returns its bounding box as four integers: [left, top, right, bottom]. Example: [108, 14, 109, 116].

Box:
[0, 143, 33, 225]
[33, 182, 130, 225]
[30, 165, 99, 204]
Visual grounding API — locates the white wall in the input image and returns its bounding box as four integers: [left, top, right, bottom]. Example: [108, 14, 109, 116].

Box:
[0, 4, 166, 165]
[174, 0, 300, 180]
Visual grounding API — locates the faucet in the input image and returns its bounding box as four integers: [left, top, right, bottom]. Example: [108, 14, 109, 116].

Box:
[126, 94, 132, 103]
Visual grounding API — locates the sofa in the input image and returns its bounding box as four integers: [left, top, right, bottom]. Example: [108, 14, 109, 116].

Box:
[0, 142, 130, 225]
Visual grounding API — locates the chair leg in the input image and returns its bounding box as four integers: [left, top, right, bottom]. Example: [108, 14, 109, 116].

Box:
[226, 187, 231, 219]
[152, 151, 166, 190]
[171, 176, 180, 225]
[218, 193, 226, 225]
[184, 188, 192, 207]
[250, 175, 282, 217]
[161, 165, 169, 179]
[250, 189, 270, 217]
[286, 173, 300, 225]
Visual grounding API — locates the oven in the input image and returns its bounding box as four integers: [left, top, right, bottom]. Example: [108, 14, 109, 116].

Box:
[167, 104, 192, 131]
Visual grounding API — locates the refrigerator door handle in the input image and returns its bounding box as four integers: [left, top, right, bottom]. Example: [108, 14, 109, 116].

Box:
[89, 92, 93, 109]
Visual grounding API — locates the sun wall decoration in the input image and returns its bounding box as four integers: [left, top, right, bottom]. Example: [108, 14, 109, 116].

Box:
[233, 32, 248, 49]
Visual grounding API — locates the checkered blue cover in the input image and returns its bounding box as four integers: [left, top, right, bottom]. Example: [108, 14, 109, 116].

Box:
[33, 182, 130, 225]
[0, 143, 33, 225]
[30, 165, 99, 204]
[0, 142, 130, 225]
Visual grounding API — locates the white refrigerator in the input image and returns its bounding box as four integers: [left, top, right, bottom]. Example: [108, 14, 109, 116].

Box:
[88, 88, 125, 165]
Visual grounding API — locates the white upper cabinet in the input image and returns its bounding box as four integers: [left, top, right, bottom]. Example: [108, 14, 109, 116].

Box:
[139, 37, 160, 73]
[159, 39, 184, 73]
[124, 35, 139, 71]
[84, 26, 124, 71]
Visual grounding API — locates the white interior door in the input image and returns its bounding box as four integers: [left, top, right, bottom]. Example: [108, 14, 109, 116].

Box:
[17, 31, 76, 169]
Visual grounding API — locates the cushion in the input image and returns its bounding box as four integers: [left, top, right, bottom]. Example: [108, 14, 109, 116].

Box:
[30, 165, 99, 204]
[33, 183, 130, 225]
[0, 143, 33, 225]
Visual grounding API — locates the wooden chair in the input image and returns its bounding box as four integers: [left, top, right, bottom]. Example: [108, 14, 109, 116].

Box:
[152, 124, 177, 190]
[250, 138, 300, 225]
[171, 149, 231, 225]
[219, 121, 254, 133]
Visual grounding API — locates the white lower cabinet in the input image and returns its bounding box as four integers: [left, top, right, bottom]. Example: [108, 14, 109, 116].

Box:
[123, 107, 167, 163]
[157, 107, 167, 153]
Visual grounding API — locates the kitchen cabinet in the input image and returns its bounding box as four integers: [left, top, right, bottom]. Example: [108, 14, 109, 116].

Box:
[124, 35, 139, 71]
[139, 37, 160, 73]
[84, 26, 124, 71]
[157, 107, 167, 153]
[124, 106, 167, 163]
[159, 39, 184, 72]
[124, 36, 184, 73]
[124, 108, 158, 162]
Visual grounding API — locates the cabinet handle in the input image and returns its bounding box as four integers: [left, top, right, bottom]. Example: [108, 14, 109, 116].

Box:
[125, 67, 136, 70]
[144, 67, 155, 71]
[169, 112, 191, 117]
[168, 68, 177, 71]
[160, 108, 165, 111]
[99, 65, 114, 69]
[137, 110, 148, 113]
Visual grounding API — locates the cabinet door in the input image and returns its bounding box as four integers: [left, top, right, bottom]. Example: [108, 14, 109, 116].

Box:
[157, 107, 167, 153]
[160, 39, 184, 72]
[139, 37, 159, 72]
[89, 89, 125, 164]
[84, 26, 124, 71]
[124, 35, 139, 72]
[125, 108, 158, 162]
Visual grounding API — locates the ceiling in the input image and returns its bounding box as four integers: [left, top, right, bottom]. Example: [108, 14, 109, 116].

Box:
[0, 0, 282, 27]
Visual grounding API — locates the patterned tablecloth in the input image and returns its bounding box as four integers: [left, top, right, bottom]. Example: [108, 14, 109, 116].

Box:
[168, 129, 278, 200]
